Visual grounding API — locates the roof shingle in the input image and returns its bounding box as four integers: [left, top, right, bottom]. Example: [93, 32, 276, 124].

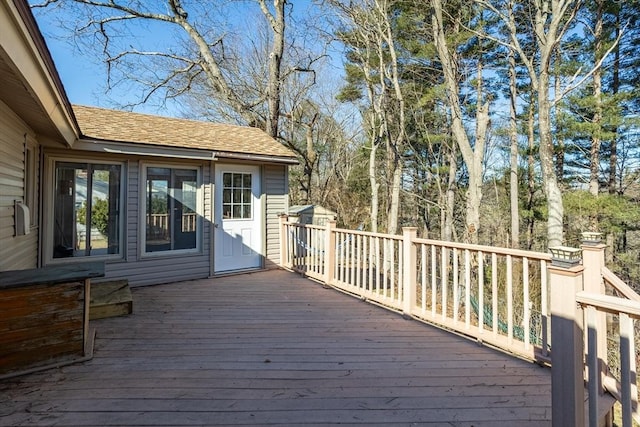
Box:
[72, 105, 297, 160]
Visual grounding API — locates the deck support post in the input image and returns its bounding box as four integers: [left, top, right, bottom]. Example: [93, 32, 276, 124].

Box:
[324, 219, 337, 286]
[581, 242, 608, 371]
[279, 214, 289, 268]
[402, 227, 418, 316]
[549, 256, 585, 427]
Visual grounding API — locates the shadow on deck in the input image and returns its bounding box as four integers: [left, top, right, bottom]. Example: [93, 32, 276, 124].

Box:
[0, 269, 551, 426]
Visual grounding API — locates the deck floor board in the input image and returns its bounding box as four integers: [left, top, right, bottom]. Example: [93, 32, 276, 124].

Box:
[0, 269, 551, 426]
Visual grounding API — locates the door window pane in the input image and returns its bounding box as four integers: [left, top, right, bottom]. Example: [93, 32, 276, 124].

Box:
[222, 172, 252, 219]
[53, 162, 121, 258]
[145, 167, 198, 253]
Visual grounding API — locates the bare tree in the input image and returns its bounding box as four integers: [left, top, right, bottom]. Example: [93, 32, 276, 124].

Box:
[324, 0, 408, 235]
[507, 0, 519, 249]
[430, 0, 490, 244]
[32, 0, 314, 137]
[475, 0, 621, 247]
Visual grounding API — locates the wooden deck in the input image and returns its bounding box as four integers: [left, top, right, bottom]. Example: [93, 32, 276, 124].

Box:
[0, 269, 551, 426]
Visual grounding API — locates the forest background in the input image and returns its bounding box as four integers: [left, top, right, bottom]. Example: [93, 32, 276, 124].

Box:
[31, 0, 640, 289]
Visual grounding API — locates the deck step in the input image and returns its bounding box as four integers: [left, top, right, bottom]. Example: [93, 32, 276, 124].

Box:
[89, 280, 132, 320]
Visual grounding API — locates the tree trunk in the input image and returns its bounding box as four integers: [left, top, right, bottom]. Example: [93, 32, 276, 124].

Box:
[369, 140, 380, 233]
[259, 0, 285, 138]
[589, 0, 604, 197]
[508, 28, 520, 249]
[553, 68, 565, 183]
[431, 0, 487, 244]
[608, 9, 621, 194]
[539, 72, 564, 248]
[444, 144, 457, 241]
[589, 0, 604, 202]
[526, 100, 536, 250]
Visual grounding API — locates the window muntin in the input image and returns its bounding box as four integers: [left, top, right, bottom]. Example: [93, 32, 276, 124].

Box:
[52, 162, 122, 258]
[144, 167, 198, 253]
[222, 172, 253, 219]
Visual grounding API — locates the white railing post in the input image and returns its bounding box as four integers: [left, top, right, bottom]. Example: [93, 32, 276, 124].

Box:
[279, 214, 289, 268]
[402, 227, 418, 316]
[581, 238, 609, 414]
[549, 247, 585, 427]
[324, 219, 337, 286]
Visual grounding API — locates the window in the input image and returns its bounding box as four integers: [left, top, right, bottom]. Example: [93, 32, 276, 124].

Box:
[144, 166, 198, 253]
[222, 172, 253, 219]
[52, 162, 122, 258]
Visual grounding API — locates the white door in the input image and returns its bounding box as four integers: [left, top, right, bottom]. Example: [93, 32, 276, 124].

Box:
[214, 165, 262, 272]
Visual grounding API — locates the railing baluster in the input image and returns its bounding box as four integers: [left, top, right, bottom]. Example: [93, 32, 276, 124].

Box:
[492, 253, 498, 339]
[441, 247, 448, 321]
[307, 226, 312, 273]
[507, 254, 513, 344]
[375, 236, 380, 294]
[465, 249, 470, 330]
[315, 227, 320, 275]
[453, 248, 459, 325]
[586, 305, 598, 427]
[390, 239, 396, 300]
[383, 239, 389, 299]
[541, 260, 549, 356]
[421, 244, 427, 314]
[368, 235, 373, 292]
[349, 231, 355, 286]
[620, 312, 633, 427]
[478, 251, 484, 334]
[335, 231, 340, 282]
[523, 257, 530, 350]
[398, 241, 403, 305]
[356, 234, 362, 290]
[340, 232, 346, 284]
[431, 244, 437, 317]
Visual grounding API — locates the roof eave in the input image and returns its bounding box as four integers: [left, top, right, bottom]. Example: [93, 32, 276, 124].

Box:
[76, 137, 300, 165]
[214, 150, 299, 165]
[3, 0, 79, 146]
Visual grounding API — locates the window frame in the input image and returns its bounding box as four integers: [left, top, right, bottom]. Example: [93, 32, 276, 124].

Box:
[140, 162, 202, 258]
[44, 156, 126, 264]
[222, 171, 255, 221]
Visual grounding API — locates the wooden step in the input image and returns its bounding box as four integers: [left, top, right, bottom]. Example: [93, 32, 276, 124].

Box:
[89, 280, 132, 320]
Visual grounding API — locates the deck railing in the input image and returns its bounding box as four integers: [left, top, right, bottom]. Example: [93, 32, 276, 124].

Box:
[279, 216, 640, 427]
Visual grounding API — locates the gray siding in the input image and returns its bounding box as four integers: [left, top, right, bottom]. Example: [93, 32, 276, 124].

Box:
[41, 151, 212, 287]
[264, 164, 288, 269]
[39, 149, 286, 285]
[0, 101, 38, 271]
[104, 158, 211, 287]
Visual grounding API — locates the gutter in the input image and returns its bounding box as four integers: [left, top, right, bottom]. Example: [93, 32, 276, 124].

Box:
[75, 138, 300, 165]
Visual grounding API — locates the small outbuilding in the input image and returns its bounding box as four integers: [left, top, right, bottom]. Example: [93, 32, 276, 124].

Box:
[288, 205, 337, 226]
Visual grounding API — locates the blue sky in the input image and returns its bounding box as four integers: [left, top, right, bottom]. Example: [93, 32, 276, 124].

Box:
[30, 0, 322, 117]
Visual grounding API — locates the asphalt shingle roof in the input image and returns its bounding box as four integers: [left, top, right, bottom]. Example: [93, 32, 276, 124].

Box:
[72, 105, 297, 160]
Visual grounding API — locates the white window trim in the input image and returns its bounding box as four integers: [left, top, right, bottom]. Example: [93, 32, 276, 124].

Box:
[43, 156, 126, 265]
[140, 162, 203, 258]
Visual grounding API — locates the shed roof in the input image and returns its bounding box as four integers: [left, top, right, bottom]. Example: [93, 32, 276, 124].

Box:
[289, 205, 337, 216]
[72, 105, 297, 162]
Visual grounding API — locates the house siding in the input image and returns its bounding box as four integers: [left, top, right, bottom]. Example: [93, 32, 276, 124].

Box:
[101, 158, 212, 288]
[0, 100, 38, 271]
[264, 164, 288, 269]
[41, 151, 211, 287]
